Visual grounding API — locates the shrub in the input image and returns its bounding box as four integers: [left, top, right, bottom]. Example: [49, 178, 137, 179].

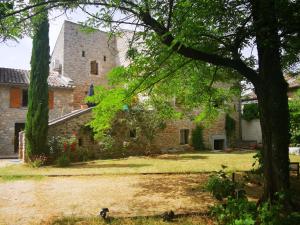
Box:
[251, 150, 263, 174]
[56, 154, 70, 167]
[48, 136, 63, 159]
[242, 103, 259, 121]
[76, 147, 89, 162]
[191, 125, 205, 150]
[257, 193, 300, 225]
[289, 95, 300, 145]
[29, 154, 48, 168]
[211, 197, 257, 225]
[205, 167, 244, 200]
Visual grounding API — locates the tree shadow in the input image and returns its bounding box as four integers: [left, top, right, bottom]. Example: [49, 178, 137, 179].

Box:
[130, 174, 216, 211]
[68, 162, 150, 169]
[153, 153, 208, 160]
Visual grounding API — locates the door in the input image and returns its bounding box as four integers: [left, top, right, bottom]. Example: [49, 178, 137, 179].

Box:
[14, 123, 25, 153]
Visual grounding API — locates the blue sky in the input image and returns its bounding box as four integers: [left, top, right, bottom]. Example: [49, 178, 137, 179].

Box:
[0, 9, 87, 70]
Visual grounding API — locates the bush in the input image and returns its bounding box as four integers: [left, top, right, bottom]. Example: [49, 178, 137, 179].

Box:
[251, 150, 263, 174]
[242, 103, 259, 121]
[191, 125, 205, 150]
[205, 167, 244, 200]
[76, 147, 89, 162]
[257, 193, 300, 225]
[211, 197, 257, 225]
[56, 154, 70, 167]
[289, 95, 300, 145]
[48, 136, 63, 159]
[29, 154, 48, 168]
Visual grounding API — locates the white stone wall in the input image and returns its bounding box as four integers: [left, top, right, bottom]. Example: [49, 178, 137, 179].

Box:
[115, 31, 134, 67]
[50, 23, 65, 74]
[0, 85, 73, 156]
[241, 119, 262, 143]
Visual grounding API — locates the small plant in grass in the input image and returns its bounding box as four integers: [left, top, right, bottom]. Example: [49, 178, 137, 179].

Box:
[205, 166, 244, 200]
[56, 154, 70, 167]
[29, 154, 48, 168]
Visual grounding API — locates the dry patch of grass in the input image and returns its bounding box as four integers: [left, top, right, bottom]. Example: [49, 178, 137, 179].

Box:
[38, 215, 214, 225]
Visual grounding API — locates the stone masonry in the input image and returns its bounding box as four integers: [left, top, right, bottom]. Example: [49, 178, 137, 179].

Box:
[0, 85, 73, 156]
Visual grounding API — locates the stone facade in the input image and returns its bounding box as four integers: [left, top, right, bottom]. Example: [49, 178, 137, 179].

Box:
[2, 20, 241, 157]
[50, 21, 133, 109]
[0, 85, 73, 156]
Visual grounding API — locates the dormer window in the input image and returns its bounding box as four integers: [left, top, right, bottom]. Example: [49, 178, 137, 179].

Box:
[90, 60, 98, 75]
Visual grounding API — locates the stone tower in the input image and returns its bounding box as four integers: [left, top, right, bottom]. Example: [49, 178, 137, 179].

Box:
[50, 21, 132, 109]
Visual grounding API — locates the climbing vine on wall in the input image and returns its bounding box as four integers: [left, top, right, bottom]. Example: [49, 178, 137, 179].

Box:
[225, 114, 236, 147]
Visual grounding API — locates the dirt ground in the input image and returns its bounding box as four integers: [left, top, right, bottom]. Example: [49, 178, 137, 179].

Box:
[0, 174, 216, 225]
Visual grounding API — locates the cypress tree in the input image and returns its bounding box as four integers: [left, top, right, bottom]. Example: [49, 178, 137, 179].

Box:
[25, 0, 50, 159]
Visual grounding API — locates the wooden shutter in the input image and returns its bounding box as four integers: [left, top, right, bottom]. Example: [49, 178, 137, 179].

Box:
[90, 61, 98, 75]
[10, 87, 21, 108]
[48, 90, 54, 109]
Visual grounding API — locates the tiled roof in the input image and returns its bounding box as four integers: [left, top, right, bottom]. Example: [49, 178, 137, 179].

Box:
[242, 75, 300, 101]
[0, 67, 74, 88]
[49, 107, 93, 126]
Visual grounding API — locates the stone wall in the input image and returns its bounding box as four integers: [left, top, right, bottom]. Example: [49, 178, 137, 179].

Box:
[152, 119, 195, 151]
[50, 21, 134, 109]
[0, 85, 73, 156]
[48, 108, 94, 150]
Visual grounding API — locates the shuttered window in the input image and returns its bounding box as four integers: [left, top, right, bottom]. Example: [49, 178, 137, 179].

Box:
[48, 90, 54, 109]
[90, 60, 98, 75]
[10, 87, 21, 108]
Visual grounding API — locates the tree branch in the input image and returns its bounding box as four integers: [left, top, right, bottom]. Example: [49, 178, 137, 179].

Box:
[138, 11, 259, 84]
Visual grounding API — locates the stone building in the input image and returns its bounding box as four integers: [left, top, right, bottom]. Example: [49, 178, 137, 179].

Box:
[0, 68, 74, 156]
[1, 21, 240, 157]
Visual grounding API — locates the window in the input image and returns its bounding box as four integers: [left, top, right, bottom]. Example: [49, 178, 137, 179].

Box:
[90, 60, 98, 75]
[103, 55, 107, 62]
[180, 129, 189, 145]
[78, 138, 83, 146]
[82, 51, 85, 57]
[214, 139, 225, 150]
[129, 129, 137, 138]
[21, 89, 28, 107]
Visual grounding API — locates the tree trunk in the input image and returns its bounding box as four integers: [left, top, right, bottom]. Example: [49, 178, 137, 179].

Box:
[255, 80, 290, 202]
[251, 0, 290, 202]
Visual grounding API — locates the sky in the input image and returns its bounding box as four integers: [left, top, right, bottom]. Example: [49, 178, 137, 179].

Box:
[0, 9, 88, 70]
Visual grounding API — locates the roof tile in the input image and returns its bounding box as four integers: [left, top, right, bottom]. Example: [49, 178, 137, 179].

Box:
[0, 67, 74, 88]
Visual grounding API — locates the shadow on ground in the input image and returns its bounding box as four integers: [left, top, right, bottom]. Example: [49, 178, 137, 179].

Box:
[69, 162, 150, 169]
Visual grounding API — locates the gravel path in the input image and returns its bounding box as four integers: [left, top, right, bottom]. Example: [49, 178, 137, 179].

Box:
[0, 174, 214, 225]
[0, 159, 21, 168]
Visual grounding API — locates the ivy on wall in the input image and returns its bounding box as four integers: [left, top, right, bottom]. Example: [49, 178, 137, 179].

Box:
[225, 114, 236, 147]
[191, 125, 205, 150]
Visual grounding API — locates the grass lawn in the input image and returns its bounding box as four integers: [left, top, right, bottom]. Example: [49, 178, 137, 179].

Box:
[0, 151, 299, 178]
